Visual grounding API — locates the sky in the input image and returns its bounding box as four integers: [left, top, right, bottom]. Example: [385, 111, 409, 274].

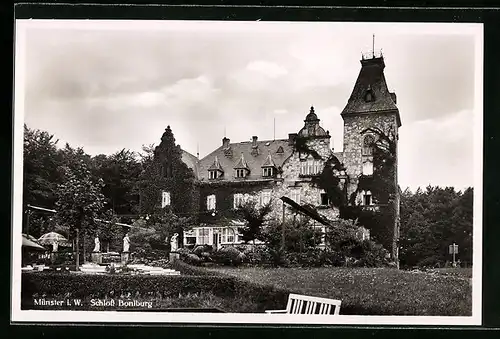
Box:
[17, 20, 482, 192]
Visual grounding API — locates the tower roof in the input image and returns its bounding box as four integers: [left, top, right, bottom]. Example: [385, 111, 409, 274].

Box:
[298, 106, 329, 138]
[341, 55, 401, 127]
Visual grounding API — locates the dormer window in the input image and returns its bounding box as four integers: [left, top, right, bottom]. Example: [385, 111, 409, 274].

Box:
[262, 167, 274, 177]
[235, 169, 247, 178]
[209, 170, 219, 180]
[364, 85, 375, 102]
[208, 156, 224, 180]
[276, 146, 284, 154]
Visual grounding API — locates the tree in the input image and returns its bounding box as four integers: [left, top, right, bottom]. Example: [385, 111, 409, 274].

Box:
[128, 208, 191, 252]
[399, 186, 473, 268]
[236, 198, 273, 243]
[91, 149, 142, 220]
[54, 157, 106, 267]
[23, 124, 63, 211]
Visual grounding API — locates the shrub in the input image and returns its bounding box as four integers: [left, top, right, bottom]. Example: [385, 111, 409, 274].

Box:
[211, 247, 246, 266]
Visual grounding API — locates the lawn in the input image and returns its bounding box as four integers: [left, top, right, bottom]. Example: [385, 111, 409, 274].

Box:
[207, 266, 472, 316]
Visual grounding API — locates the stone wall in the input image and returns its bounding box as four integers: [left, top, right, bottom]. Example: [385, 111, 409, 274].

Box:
[342, 112, 399, 197]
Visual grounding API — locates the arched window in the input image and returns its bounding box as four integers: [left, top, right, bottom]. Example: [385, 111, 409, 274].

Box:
[362, 135, 375, 156]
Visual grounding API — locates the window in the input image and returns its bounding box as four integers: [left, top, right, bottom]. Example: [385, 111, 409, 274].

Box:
[207, 194, 216, 211]
[262, 167, 274, 177]
[291, 189, 301, 204]
[161, 191, 171, 208]
[261, 191, 271, 206]
[209, 170, 218, 180]
[363, 191, 372, 206]
[363, 135, 375, 156]
[300, 158, 323, 176]
[197, 228, 210, 245]
[320, 193, 329, 206]
[233, 193, 245, 209]
[235, 169, 246, 178]
[362, 160, 373, 176]
[277, 146, 284, 154]
[221, 228, 235, 243]
[227, 229, 235, 243]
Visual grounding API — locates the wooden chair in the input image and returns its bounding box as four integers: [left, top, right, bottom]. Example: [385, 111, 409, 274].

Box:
[266, 293, 341, 315]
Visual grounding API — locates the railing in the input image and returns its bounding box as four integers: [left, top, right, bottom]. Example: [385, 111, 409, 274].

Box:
[361, 49, 383, 60]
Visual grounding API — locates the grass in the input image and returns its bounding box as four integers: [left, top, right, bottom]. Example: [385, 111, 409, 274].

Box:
[207, 266, 473, 316]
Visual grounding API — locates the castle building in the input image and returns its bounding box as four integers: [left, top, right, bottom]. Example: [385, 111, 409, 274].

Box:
[140, 52, 401, 261]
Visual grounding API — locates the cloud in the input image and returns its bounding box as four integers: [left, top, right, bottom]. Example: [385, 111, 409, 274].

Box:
[246, 60, 288, 78]
[398, 109, 474, 190]
[273, 109, 288, 115]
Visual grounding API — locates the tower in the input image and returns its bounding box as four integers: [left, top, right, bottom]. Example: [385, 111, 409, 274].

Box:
[341, 52, 402, 266]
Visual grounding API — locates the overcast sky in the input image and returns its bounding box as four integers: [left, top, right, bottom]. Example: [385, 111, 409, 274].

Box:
[17, 20, 482, 192]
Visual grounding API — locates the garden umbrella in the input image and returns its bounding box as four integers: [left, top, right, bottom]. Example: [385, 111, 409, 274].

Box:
[38, 232, 69, 246]
[22, 234, 46, 251]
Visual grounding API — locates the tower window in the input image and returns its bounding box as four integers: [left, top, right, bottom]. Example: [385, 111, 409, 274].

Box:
[362, 160, 374, 176]
[362, 135, 375, 156]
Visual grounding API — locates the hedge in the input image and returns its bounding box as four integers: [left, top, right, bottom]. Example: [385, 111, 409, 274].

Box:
[21, 269, 290, 312]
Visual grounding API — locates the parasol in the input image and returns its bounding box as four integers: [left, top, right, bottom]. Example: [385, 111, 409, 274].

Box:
[38, 232, 70, 246]
[22, 234, 46, 251]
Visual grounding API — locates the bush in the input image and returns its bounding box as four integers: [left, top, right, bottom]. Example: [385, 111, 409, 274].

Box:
[211, 247, 246, 266]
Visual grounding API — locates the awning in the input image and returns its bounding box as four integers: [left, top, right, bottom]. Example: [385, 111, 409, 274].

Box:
[22, 234, 47, 251]
[280, 196, 332, 226]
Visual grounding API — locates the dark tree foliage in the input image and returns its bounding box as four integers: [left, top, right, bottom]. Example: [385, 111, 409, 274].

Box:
[399, 186, 473, 268]
[236, 199, 273, 243]
[91, 149, 142, 221]
[23, 124, 64, 209]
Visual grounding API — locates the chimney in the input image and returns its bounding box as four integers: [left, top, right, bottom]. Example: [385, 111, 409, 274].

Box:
[222, 137, 230, 148]
[288, 133, 297, 146]
[252, 136, 258, 148]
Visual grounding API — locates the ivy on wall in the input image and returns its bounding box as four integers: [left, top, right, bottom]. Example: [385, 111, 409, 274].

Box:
[295, 128, 399, 256]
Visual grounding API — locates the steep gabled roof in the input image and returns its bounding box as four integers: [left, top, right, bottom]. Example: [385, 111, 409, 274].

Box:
[207, 156, 224, 172]
[181, 149, 199, 178]
[341, 56, 401, 127]
[234, 153, 250, 170]
[262, 153, 277, 168]
[198, 139, 293, 182]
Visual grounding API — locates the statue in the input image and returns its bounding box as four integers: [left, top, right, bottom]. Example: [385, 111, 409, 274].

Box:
[52, 240, 58, 252]
[93, 236, 100, 253]
[123, 233, 130, 253]
[170, 233, 178, 252]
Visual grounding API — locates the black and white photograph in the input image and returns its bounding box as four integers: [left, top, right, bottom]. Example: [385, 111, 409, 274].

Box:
[12, 19, 483, 325]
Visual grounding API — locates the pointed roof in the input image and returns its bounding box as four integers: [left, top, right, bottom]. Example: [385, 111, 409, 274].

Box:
[208, 156, 223, 172]
[262, 153, 276, 168]
[298, 106, 329, 138]
[234, 153, 250, 170]
[341, 56, 401, 127]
